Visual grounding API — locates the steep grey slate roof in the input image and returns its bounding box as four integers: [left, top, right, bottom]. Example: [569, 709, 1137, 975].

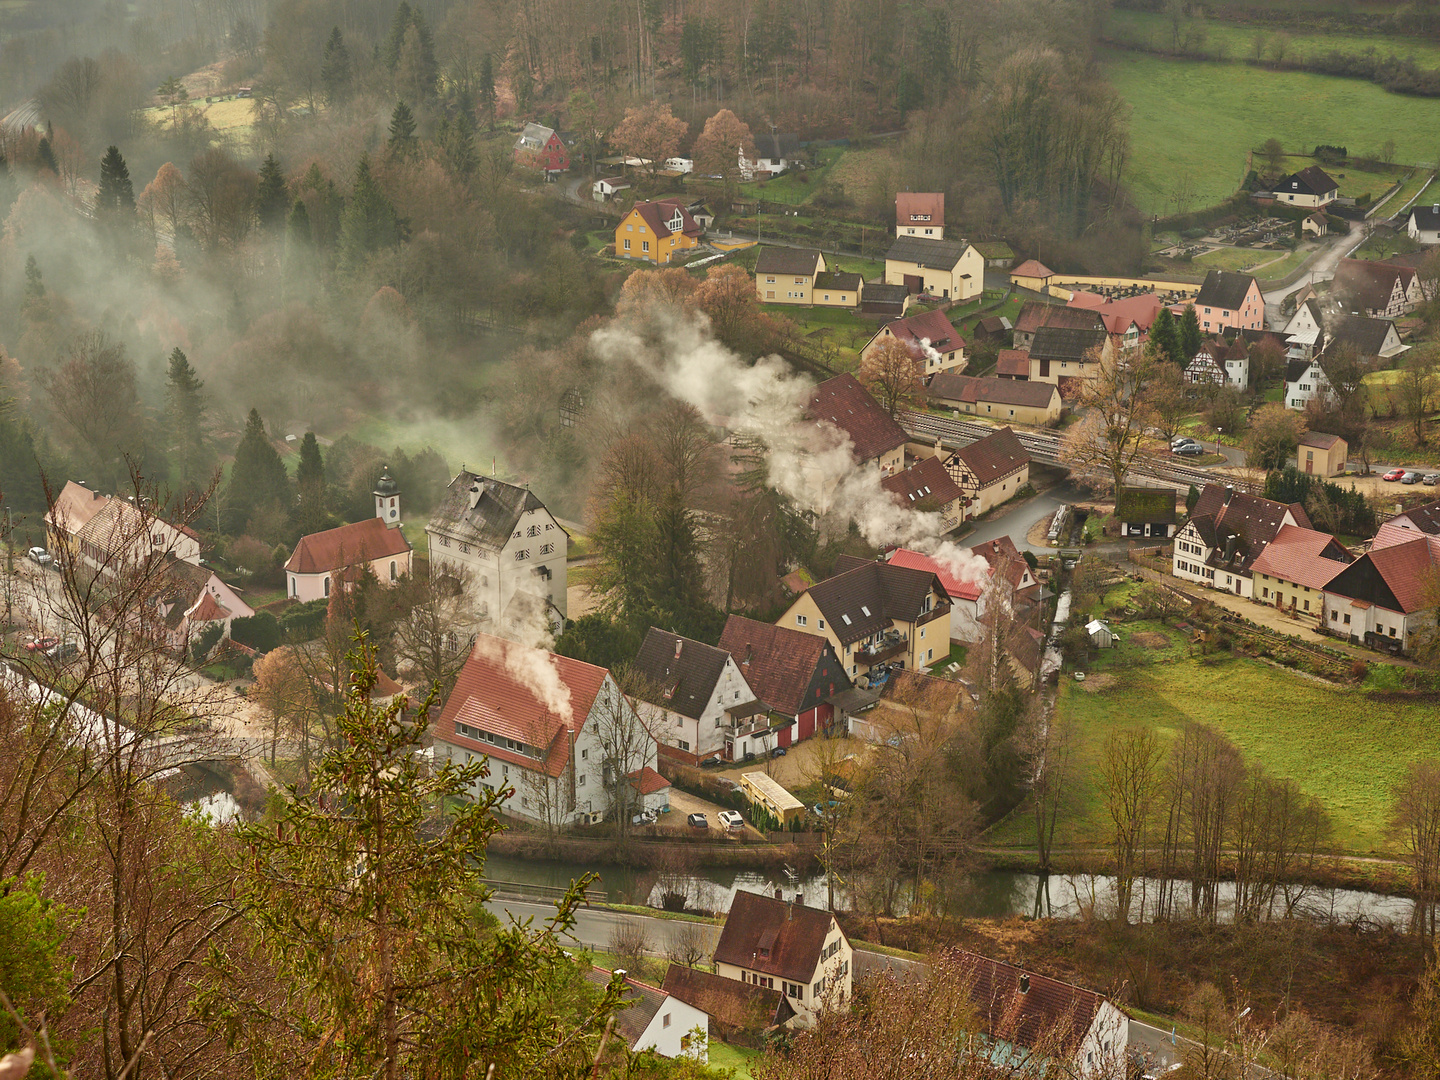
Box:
[426, 472, 556, 551]
[1195, 269, 1258, 312]
[632, 628, 732, 720]
[885, 236, 970, 270]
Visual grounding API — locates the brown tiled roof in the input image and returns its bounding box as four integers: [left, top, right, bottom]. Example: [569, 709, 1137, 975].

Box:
[885, 236, 970, 271]
[1390, 500, 1440, 535]
[813, 271, 862, 292]
[1011, 259, 1054, 279]
[1028, 325, 1108, 362]
[713, 891, 841, 983]
[804, 373, 907, 464]
[1325, 536, 1435, 614]
[1013, 302, 1104, 336]
[801, 560, 944, 646]
[755, 247, 824, 276]
[1331, 259, 1405, 313]
[952, 426, 1029, 486]
[583, 967, 668, 1048]
[1195, 269, 1259, 312]
[633, 628, 734, 720]
[1187, 484, 1311, 575]
[1324, 314, 1397, 358]
[283, 517, 411, 575]
[895, 191, 944, 227]
[1278, 165, 1338, 197]
[995, 349, 1031, 377]
[719, 615, 835, 716]
[632, 199, 703, 240]
[435, 634, 609, 777]
[662, 966, 794, 1032]
[1249, 524, 1353, 590]
[928, 373, 1058, 411]
[881, 455, 963, 508]
[1298, 431, 1342, 450]
[879, 308, 965, 357]
[950, 949, 1107, 1055]
[44, 480, 109, 535]
[186, 591, 230, 623]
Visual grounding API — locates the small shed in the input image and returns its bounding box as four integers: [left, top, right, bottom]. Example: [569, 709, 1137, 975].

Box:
[974, 315, 1014, 342]
[1115, 486, 1178, 538]
[1297, 432, 1347, 478]
[739, 771, 805, 828]
[1085, 619, 1117, 648]
[1302, 211, 1328, 237]
[860, 282, 911, 318]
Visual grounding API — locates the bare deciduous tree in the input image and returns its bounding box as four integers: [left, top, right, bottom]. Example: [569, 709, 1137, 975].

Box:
[1394, 759, 1440, 943]
[1060, 345, 1156, 495]
[1101, 726, 1163, 923]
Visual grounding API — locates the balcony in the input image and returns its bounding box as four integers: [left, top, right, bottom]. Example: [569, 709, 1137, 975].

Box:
[916, 601, 951, 627]
[855, 630, 908, 665]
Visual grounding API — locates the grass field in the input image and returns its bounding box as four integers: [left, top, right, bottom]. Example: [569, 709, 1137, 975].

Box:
[1192, 246, 1283, 272]
[988, 647, 1440, 855]
[737, 145, 844, 205]
[1103, 49, 1440, 214]
[706, 1042, 763, 1079]
[1378, 169, 1436, 214]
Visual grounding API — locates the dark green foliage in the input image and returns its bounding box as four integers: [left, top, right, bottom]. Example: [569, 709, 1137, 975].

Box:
[285, 198, 310, 247]
[23, 254, 43, 300]
[166, 347, 210, 495]
[230, 610, 281, 652]
[1179, 304, 1203, 360]
[477, 54, 497, 126]
[224, 409, 290, 534]
[255, 153, 289, 231]
[383, 1, 414, 71]
[1187, 484, 1201, 513]
[437, 106, 477, 180]
[554, 613, 643, 670]
[292, 431, 328, 537]
[339, 154, 398, 271]
[1264, 466, 1376, 536]
[0, 874, 76, 1055]
[387, 100, 418, 160]
[320, 26, 352, 104]
[95, 145, 134, 215]
[36, 136, 57, 175]
[191, 621, 224, 662]
[280, 598, 329, 642]
[1150, 305, 1182, 365]
[323, 436, 448, 520]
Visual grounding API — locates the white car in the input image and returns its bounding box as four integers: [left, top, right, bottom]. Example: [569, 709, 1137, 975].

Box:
[717, 810, 745, 831]
[27, 546, 52, 566]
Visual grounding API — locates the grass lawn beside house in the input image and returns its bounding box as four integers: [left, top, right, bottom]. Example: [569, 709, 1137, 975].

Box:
[705, 1041, 764, 1079]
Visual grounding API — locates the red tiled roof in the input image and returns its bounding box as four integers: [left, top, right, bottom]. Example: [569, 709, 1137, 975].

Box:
[879, 308, 965, 357]
[718, 615, 830, 716]
[713, 891, 840, 983]
[995, 349, 1030, 377]
[804, 373, 907, 464]
[889, 547, 986, 602]
[895, 191, 944, 227]
[950, 949, 1107, 1055]
[1013, 302, 1104, 336]
[662, 965, 793, 1032]
[628, 765, 670, 795]
[1365, 538, 1436, 613]
[284, 517, 411, 575]
[435, 635, 610, 778]
[1249, 524, 1353, 590]
[881, 456, 963, 508]
[1011, 259, 1054, 279]
[186, 591, 230, 623]
[952, 426, 1029, 486]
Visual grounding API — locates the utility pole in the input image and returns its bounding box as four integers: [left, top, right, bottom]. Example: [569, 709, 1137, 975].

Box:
[2, 500, 12, 637]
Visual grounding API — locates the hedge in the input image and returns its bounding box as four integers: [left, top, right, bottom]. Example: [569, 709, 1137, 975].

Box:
[280, 599, 328, 642]
[230, 611, 281, 653]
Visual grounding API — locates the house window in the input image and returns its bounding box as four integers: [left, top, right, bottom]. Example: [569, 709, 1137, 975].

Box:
[323, 577, 330, 597]
[460, 543, 470, 554]
[577, 774, 586, 786]
[663, 1014, 671, 1029]
[440, 537, 450, 547]
[796, 615, 807, 627]
[515, 549, 531, 561]
[786, 983, 802, 999]
[678, 740, 689, 751]
[390, 560, 397, 581]
[1390, 627, 1398, 637]
[581, 748, 588, 759]
[540, 543, 554, 555]
[818, 620, 824, 630]
[623, 239, 631, 250]
[642, 241, 650, 252]
[1331, 611, 1338, 621]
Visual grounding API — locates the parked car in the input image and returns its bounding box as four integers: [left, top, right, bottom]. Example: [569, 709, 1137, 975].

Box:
[24, 636, 59, 653]
[771, 747, 787, 758]
[1425, 473, 1440, 486]
[686, 813, 708, 829]
[699, 754, 723, 768]
[27, 546, 52, 566]
[1403, 470, 1423, 484]
[1383, 468, 1406, 481]
[717, 810, 745, 831]
[44, 641, 79, 662]
[1170, 436, 1200, 449]
[1174, 443, 1205, 457]
[631, 809, 657, 826]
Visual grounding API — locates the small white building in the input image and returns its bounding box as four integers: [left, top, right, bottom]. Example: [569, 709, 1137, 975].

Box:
[592, 176, 631, 201]
[1284, 357, 1332, 412]
[739, 133, 799, 179]
[664, 157, 694, 174]
[1085, 619, 1116, 648]
[1409, 204, 1440, 245]
[284, 469, 412, 603]
[584, 967, 709, 1062]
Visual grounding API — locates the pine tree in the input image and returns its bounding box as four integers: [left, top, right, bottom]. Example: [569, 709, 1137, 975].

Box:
[0, 152, 15, 217]
[35, 137, 57, 176]
[438, 109, 476, 180]
[224, 408, 291, 534]
[1179, 303, 1203, 360]
[285, 198, 311, 246]
[292, 431, 328, 536]
[23, 255, 44, 300]
[95, 146, 135, 216]
[383, 1, 413, 71]
[165, 347, 209, 493]
[387, 100, 418, 160]
[1150, 305, 1182, 365]
[255, 153, 289, 231]
[398, 12, 438, 99]
[477, 54, 497, 129]
[320, 26, 352, 105]
[338, 154, 398, 272]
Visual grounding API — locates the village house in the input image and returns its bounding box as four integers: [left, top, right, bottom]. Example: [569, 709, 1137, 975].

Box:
[927, 373, 1062, 427]
[1282, 297, 1326, 357]
[512, 122, 569, 178]
[630, 628, 763, 765]
[711, 890, 853, 1027]
[883, 236, 985, 301]
[284, 515, 412, 603]
[754, 247, 826, 305]
[895, 192, 945, 238]
[661, 967, 796, 1046]
[1303, 210, 1329, 237]
[45, 481, 202, 575]
[1184, 336, 1249, 391]
[156, 561, 255, 651]
[615, 199, 703, 265]
[1114, 486, 1178, 539]
[1297, 432, 1348, 477]
[1329, 258, 1422, 319]
[1409, 204, 1440, 245]
[739, 132, 800, 179]
[949, 950, 1128, 1079]
[426, 471, 568, 638]
[1011, 301, 1106, 351]
[1373, 498, 1440, 539]
[859, 308, 967, 377]
[1323, 535, 1437, 655]
[1323, 313, 1407, 361]
[1009, 260, 1055, 293]
[1193, 270, 1265, 333]
[859, 282, 911, 318]
[432, 635, 667, 827]
[1273, 165, 1339, 208]
[779, 556, 952, 681]
[591, 176, 630, 201]
[717, 615, 853, 758]
[1026, 325, 1114, 390]
[803, 373, 908, 477]
[888, 537, 1039, 645]
[1250, 524, 1355, 617]
[1067, 290, 1163, 353]
[995, 349, 1031, 379]
[583, 967, 709, 1062]
[881, 456, 966, 533]
[1172, 484, 1312, 598]
[940, 426, 1031, 516]
[811, 271, 862, 308]
[740, 771, 805, 827]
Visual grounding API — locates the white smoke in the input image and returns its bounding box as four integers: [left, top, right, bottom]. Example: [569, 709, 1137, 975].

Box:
[474, 623, 574, 727]
[917, 336, 944, 368]
[930, 540, 997, 593]
[589, 307, 988, 559]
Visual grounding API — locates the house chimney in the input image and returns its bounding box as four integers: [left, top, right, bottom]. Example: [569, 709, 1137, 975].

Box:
[775, 888, 783, 901]
[795, 892, 803, 908]
[674, 637, 683, 660]
[1223, 485, 1234, 506]
[744, 645, 753, 665]
[1019, 974, 1030, 994]
[468, 482, 483, 510]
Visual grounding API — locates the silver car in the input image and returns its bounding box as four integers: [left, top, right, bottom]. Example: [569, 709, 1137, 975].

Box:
[1403, 471, 1423, 484]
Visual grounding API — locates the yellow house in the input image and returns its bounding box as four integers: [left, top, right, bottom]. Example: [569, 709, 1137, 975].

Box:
[755, 247, 826, 304]
[1009, 259, 1055, 292]
[616, 199, 703, 265]
[1297, 432, 1347, 477]
[884, 236, 985, 301]
[1249, 524, 1354, 617]
[812, 271, 862, 308]
[927, 373, 1062, 427]
[779, 556, 952, 681]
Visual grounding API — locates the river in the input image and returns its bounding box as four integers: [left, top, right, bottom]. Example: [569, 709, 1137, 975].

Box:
[482, 853, 1416, 927]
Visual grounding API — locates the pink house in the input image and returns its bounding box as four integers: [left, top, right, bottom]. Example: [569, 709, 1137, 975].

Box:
[1192, 270, 1264, 334]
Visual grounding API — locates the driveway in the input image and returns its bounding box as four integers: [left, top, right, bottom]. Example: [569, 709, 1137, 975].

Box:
[962, 478, 1089, 554]
[1262, 225, 1366, 323]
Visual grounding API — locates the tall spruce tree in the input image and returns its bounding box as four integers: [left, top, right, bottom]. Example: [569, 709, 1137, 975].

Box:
[23, 255, 44, 300]
[165, 347, 210, 494]
[35, 136, 57, 175]
[386, 101, 418, 160]
[224, 408, 290, 534]
[438, 101, 477, 179]
[383, 1, 413, 71]
[339, 154, 398, 272]
[1179, 304, 1203, 360]
[95, 146, 135, 215]
[292, 431, 328, 536]
[477, 54, 497, 128]
[255, 153, 289, 231]
[1150, 304, 1182, 365]
[320, 26, 352, 104]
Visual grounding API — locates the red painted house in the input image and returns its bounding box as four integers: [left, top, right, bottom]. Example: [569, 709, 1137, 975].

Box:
[717, 615, 852, 756]
[513, 122, 569, 177]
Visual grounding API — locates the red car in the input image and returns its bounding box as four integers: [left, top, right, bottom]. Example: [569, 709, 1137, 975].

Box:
[24, 636, 59, 653]
[1383, 468, 1406, 482]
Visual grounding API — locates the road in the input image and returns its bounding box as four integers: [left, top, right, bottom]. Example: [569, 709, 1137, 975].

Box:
[1261, 225, 1367, 322]
[962, 480, 1087, 554]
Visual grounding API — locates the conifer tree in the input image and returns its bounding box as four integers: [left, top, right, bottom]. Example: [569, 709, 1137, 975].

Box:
[1149, 304, 1182, 365]
[383, 1, 413, 71]
[339, 154, 398, 272]
[224, 408, 291, 533]
[23, 254, 44, 300]
[292, 431, 328, 536]
[165, 347, 210, 494]
[255, 153, 289, 231]
[320, 26, 352, 104]
[477, 54, 497, 129]
[386, 101, 418, 160]
[95, 146, 135, 215]
[1179, 303, 1204, 360]
[35, 136, 57, 175]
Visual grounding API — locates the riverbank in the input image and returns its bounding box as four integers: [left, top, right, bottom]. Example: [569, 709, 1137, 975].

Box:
[487, 830, 824, 872]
